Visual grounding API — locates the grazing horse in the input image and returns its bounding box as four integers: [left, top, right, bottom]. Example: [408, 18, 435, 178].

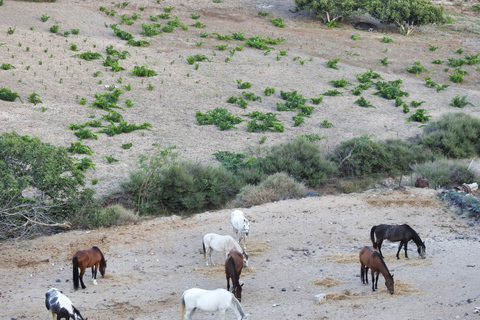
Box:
[359, 246, 394, 294]
[45, 288, 86, 320]
[180, 288, 247, 320]
[72, 246, 107, 290]
[225, 250, 244, 302]
[370, 224, 426, 260]
[203, 233, 248, 267]
[230, 210, 250, 250]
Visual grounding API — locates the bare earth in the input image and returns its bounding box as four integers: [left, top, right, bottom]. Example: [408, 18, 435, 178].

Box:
[1, 0, 480, 319]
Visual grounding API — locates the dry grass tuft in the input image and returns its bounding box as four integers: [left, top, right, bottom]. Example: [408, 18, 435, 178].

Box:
[394, 280, 422, 296]
[246, 240, 268, 256]
[312, 277, 344, 288]
[194, 265, 258, 277]
[324, 253, 359, 264]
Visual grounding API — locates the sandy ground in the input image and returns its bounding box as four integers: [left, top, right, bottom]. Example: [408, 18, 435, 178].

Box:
[1, 187, 480, 320]
[1, 0, 480, 319]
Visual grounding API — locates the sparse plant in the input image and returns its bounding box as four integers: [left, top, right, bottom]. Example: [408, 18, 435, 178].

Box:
[258, 10, 269, 16]
[236, 79, 252, 89]
[456, 48, 464, 54]
[1, 63, 15, 70]
[380, 37, 393, 43]
[49, 25, 59, 33]
[264, 87, 275, 96]
[191, 13, 201, 19]
[164, 6, 174, 12]
[325, 58, 340, 69]
[310, 96, 323, 104]
[428, 44, 438, 51]
[269, 17, 285, 28]
[406, 61, 428, 75]
[355, 96, 375, 108]
[321, 89, 343, 96]
[103, 155, 119, 164]
[41, 13, 50, 22]
[320, 119, 334, 128]
[328, 78, 352, 88]
[196, 107, 243, 130]
[350, 34, 360, 40]
[410, 100, 426, 107]
[28, 92, 43, 105]
[0, 87, 23, 102]
[380, 57, 391, 66]
[436, 84, 449, 92]
[131, 65, 157, 77]
[432, 59, 443, 64]
[449, 95, 476, 108]
[147, 83, 155, 91]
[75, 51, 103, 61]
[449, 71, 464, 83]
[67, 142, 93, 155]
[406, 109, 431, 123]
[79, 97, 86, 105]
[244, 111, 284, 133]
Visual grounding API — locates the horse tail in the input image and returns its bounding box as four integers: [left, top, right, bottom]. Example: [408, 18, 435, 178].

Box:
[202, 241, 206, 261]
[180, 292, 186, 320]
[73, 256, 79, 290]
[370, 226, 377, 248]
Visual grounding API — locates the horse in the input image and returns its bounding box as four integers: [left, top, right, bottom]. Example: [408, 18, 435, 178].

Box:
[180, 288, 247, 320]
[72, 246, 107, 290]
[370, 224, 426, 260]
[230, 210, 250, 250]
[225, 250, 244, 302]
[45, 288, 86, 320]
[203, 233, 248, 267]
[359, 246, 394, 294]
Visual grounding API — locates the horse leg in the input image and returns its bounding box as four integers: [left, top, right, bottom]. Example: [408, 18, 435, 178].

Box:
[184, 307, 195, 320]
[404, 241, 409, 259]
[374, 272, 379, 291]
[370, 270, 375, 291]
[79, 268, 86, 289]
[218, 309, 227, 320]
[360, 263, 365, 284]
[396, 242, 404, 260]
[377, 239, 384, 258]
[92, 263, 98, 285]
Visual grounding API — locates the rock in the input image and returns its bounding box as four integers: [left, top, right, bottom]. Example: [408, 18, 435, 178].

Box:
[315, 293, 326, 302]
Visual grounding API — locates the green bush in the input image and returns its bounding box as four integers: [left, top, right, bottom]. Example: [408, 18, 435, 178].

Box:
[72, 204, 139, 229]
[419, 113, 480, 158]
[262, 137, 337, 187]
[0, 132, 95, 239]
[0, 87, 23, 102]
[234, 172, 308, 207]
[329, 135, 432, 177]
[411, 160, 475, 189]
[196, 108, 243, 130]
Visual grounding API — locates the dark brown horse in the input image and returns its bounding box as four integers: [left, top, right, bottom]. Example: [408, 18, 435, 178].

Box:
[225, 250, 244, 302]
[73, 246, 107, 290]
[359, 246, 394, 294]
[371, 224, 426, 259]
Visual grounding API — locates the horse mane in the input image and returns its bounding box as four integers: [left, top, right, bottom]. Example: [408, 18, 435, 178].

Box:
[93, 246, 106, 264]
[374, 250, 393, 278]
[231, 295, 245, 317]
[403, 224, 424, 247]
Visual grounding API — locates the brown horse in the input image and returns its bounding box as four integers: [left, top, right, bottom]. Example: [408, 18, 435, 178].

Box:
[225, 250, 244, 302]
[359, 246, 394, 294]
[73, 246, 107, 290]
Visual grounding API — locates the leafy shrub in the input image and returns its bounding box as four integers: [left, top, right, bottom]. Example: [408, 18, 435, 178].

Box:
[293, 115, 305, 126]
[0, 132, 95, 239]
[49, 25, 59, 33]
[98, 121, 152, 136]
[428, 45, 438, 51]
[186, 54, 211, 65]
[449, 95, 476, 108]
[380, 37, 393, 43]
[75, 51, 103, 61]
[74, 129, 98, 140]
[262, 138, 337, 186]
[0, 87, 23, 102]
[330, 136, 432, 177]
[447, 58, 465, 67]
[465, 53, 480, 65]
[321, 89, 343, 96]
[130, 65, 157, 77]
[325, 58, 340, 69]
[67, 142, 93, 155]
[380, 57, 391, 66]
[1, 63, 15, 70]
[269, 17, 285, 28]
[328, 78, 352, 87]
[196, 108, 243, 130]
[449, 71, 464, 83]
[28, 92, 43, 105]
[373, 79, 409, 99]
[410, 100, 426, 107]
[411, 160, 475, 189]
[320, 120, 334, 128]
[245, 35, 284, 51]
[264, 87, 275, 96]
[419, 113, 480, 158]
[244, 111, 284, 132]
[103, 155, 119, 163]
[234, 172, 308, 207]
[432, 59, 444, 64]
[232, 31, 245, 40]
[436, 84, 449, 92]
[122, 142, 132, 149]
[41, 13, 50, 22]
[242, 92, 262, 102]
[74, 157, 96, 172]
[258, 10, 269, 16]
[236, 79, 251, 89]
[355, 69, 382, 83]
[355, 96, 375, 108]
[406, 61, 428, 75]
[406, 109, 431, 123]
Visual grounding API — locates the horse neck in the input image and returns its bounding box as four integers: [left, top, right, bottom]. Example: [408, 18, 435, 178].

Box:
[94, 247, 106, 264]
[410, 230, 424, 247]
[377, 257, 393, 280]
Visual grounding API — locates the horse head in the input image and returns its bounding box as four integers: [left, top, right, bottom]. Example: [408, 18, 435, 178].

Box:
[100, 259, 107, 276]
[385, 274, 394, 294]
[418, 243, 426, 259]
[233, 283, 243, 302]
[242, 218, 250, 236]
[242, 252, 249, 268]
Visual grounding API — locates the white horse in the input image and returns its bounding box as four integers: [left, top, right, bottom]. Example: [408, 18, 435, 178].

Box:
[230, 210, 250, 250]
[203, 233, 248, 267]
[45, 288, 86, 320]
[180, 288, 247, 320]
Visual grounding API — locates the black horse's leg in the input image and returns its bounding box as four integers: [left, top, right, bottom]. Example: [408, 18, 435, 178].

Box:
[396, 242, 403, 260]
[404, 241, 409, 259]
[377, 239, 384, 258]
[374, 272, 379, 290]
[365, 266, 369, 284]
[371, 271, 375, 291]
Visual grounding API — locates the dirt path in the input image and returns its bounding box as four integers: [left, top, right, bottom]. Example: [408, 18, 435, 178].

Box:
[1, 187, 480, 319]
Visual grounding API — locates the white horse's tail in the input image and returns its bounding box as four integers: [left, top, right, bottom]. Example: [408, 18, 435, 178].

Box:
[180, 292, 186, 320]
[202, 241, 206, 262]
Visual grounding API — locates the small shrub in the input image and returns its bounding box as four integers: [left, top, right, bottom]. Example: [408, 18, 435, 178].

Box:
[196, 108, 243, 130]
[328, 78, 352, 88]
[321, 89, 343, 96]
[325, 58, 340, 69]
[355, 96, 375, 108]
[50, 25, 59, 33]
[350, 34, 360, 40]
[28, 92, 43, 105]
[380, 37, 393, 43]
[432, 59, 444, 64]
[411, 160, 475, 189]
[41, 13, 50, 22]
[447, 58, 465, 67]
[122, 142, 133, 149]
[436, 84, 449, 92]
[131, 65, 157, 77]
[236, 79, 252, 89]
[67, 142, 93, 155]
[449, 72, 464, 83]
[269, 17, 285, 28]
[380, 57, 391, 66]
[0, 87, 23, 102]
[258, 10, 269, 16]
[74, 128, 98, 140]
[406, 109, 431, 123]
[1, 63, 15, 70]
[244, 111, 284, 133]
[163, 6, 174, 12]
[74, 157, 96, 172]
[103, 155, 119, 163]
[7, 27, 15, 35]
[449, 95, 476, 108]
[234, 172, 307, 207]
[293, 115, 305, 126]
[264, 87, 275, 96]
[311, 96, 323, 105]
[71, 28, 79, 35]
[75, 51, 103, 61]
[319, 120, 333, 128]
[428, 45, 438, 51]
[410, 100, 426, 107]
[406, 61, 428, 75]
[373, 79, 409, 100]
[191, 13, 201, 19]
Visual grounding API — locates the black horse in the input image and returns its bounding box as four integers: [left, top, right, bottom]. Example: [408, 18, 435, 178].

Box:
[370, 224, 426, 260]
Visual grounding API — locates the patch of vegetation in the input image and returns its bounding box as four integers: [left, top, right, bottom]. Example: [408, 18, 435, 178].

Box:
[420, 113, 480, 158]
[1, 63, 15, 70]
[380, 36, 394, 43]
[75, 51, 103, 61]
[355, 96, 375, 108]
[449, 95, 476, 108]
[432, 59, 444, 64]
[74, 128, 98, 140]
[28, 92, 43, 105]
[130, 65, 157, 77]
[49, 25, 59, 33]
[328, 78, 352, 88]
[67, 142, 94, 155]
[406, 108, 431, 123]
[410, 100, 426, 107]
[428, 45, 438, 51]
[325, 58, 340, 69]
[196, 107, 243, 130]
[98, 121, 152, 136]
[319, 119, 334, 128]
[242, 92, 262, 102]
[406, 61, 428, 75]
[321, 89, 343, 96]
[186, 54, 211, 65]
[355, 69, 382, 83]
[269, 17, 285, 28]
[264, 87, 275, 96]
[373, 79, 409, 100]
[413, 161, 475, 190]
[0, 87, 23, 102]
[244, 111, 284, 132]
